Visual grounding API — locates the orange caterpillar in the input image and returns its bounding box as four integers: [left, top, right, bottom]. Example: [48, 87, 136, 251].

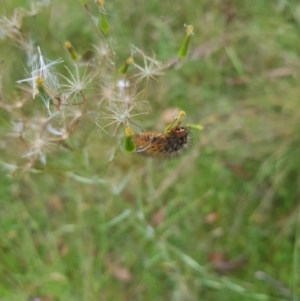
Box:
[132, 126, 189, 159]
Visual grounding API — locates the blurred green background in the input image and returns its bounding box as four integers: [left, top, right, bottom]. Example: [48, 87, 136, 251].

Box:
[1, 0, 300, 300]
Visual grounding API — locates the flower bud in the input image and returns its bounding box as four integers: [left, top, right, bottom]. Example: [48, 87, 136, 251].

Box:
[124, 128, 136, 152]
[186, 123, 203, 131]
[119, 57, 134, 74]
[178, 25, 193, 59]
[165, 110, 186, 136]
[64, 41, 79, 62]
[99, 14, 110, 36]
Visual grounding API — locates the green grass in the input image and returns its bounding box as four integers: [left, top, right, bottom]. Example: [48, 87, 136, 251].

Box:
[0, 0, 300, 300]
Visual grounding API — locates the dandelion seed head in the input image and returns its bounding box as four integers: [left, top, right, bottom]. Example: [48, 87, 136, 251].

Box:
[16, 47, 63, 101]
[100, 102, 148, 135]
[131, 48, 165, 83]
[23, 132, 55, 163]
[97, 80, 116, 106]
[60, 64, 95, 104]
[93, 41, 112, 60]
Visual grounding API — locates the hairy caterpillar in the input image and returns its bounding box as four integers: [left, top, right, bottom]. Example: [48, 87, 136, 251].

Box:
[132, 126, 189, 159]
